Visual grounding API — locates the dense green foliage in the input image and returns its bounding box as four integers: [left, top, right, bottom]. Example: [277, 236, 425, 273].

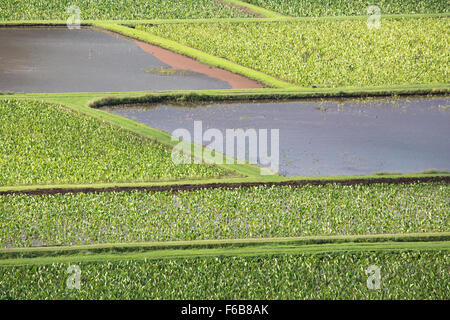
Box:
[1, 183, 448, 247]
[143, 17, 449, 87]
[1, 0, 448, 302]
[0, 251, 447, 299]
[0, 99, 228, 186]
[0, 0, 252, 20]
[242, 0, 449, 17]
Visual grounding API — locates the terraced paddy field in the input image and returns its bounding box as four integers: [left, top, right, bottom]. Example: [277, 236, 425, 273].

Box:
[1, 182, 448, 247]
[106, 97, 450, 176]
[141, 17, 449, 88]
[0, 28, 262, 93]
[0, 0, 448, 303]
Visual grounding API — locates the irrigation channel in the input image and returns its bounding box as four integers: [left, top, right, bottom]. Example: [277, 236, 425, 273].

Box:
[104, 96, 450, 177]
[0, 28, 261, 93]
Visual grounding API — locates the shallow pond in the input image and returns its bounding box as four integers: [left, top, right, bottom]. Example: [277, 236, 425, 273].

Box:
[105, 96, 450, 177]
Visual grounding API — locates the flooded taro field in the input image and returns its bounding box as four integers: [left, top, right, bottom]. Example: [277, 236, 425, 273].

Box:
[105, 96, 450, 176]
[0, 28, 262, 93]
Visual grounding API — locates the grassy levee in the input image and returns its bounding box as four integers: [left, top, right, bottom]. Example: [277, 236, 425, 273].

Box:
[91, 23, 296, 89]
[87, 86, 450, 108]
[0, 241, 448, 267]
[220, 0, 286, 18]
[4, 86, 449, 109]
[1, 13, 448, 26]
[1, 233, 448, 263]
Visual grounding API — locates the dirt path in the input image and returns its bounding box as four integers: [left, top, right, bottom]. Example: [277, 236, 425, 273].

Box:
[133, 40, 264, 89]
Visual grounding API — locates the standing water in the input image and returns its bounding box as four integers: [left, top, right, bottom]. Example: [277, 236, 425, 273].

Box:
[105, 96, 450, 177]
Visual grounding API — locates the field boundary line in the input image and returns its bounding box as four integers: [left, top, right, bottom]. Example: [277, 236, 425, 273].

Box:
[2, 232, 448, 257]
[87, 86, 450, 108]
[1, 13, 449, 27]
[1, 240, 448, 267]
[0, 175, 448, 195]
[2, 86, 449, 105]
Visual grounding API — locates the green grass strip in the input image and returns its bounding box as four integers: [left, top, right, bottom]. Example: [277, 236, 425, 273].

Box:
[124, 12, 450, 25]
[1, 240, 448, 267]
[92, 23, 295, 89]
[1, 13, 448, 27]
[1, 232, 448, 261]
[219, 0, 285, 18]
[4, 85, 448, 108]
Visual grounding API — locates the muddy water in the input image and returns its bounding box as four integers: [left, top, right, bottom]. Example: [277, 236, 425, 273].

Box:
[0, 28, 231, 93]
[105, 97, 450, 177]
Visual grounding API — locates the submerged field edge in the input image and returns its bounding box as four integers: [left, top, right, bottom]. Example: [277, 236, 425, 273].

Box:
[1, 240, 448, 267]
[2, 86, 448, 107]
[91, 23, 295, 89]
[0, 174, 448, 195]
